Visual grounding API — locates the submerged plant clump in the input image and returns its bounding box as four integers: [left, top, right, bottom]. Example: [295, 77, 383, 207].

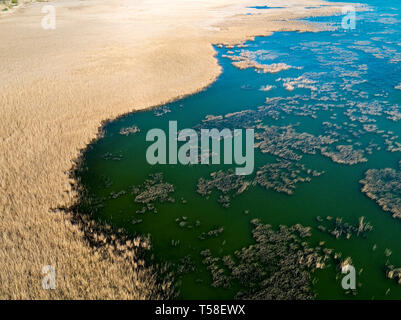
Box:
[223, 49, 299, 74]
[101, 152, 124, 161]
[201, 219, 330, 299]
[197, 169, 250, 207]
[254, 160, 323, 195]
[195, 85, 397, 170]
[197, 160, 323, 205]
[321, 145, 367, 165]
[197, 170, 250, 196]
[175, 216, 201, 229]
[132, 173, 175, 213]
[177, 255, 197, 275]
[386, 264, 401, 284]
[254, 124, 336, 161]
[360, 163, 401, 219]
[119, 125, 140, 136]
[154, 106, 171, 117]
[198, 226, 224, 240]
[316, 216, 373, 239]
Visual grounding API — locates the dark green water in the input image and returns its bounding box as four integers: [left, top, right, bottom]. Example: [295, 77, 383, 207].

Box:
[77, 1, 401, 299]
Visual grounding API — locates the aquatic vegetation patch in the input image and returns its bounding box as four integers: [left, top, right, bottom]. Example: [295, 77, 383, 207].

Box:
[259, 85, 275, 91]
[177, 255, 197, 275]
[175, 216, 201, 229]
[119, 125, 140, 136]
[198, 226, 224, 240]
[278, 74, 318, 92]
[316, 216, 373, 239]
[101, 152, 124, 161]
[384, 105, 401, 122]
[255, 124, 336, 161]
[320, 145, 368, 165]
[386, 264, 401, 284]
[201, 219, 330, 300]
[232, 61, 296, 74]
[197, 160, 322, 205]
[223, 49, 300, 74]
[154, 106, 171, 117]
[254, 160, 323, 195]
[132, 173, 175, 214]
[197, 169, 250, 197]
[360, 163, 401, 219]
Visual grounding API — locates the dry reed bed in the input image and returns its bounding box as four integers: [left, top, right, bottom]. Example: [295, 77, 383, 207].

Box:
[0, 0, 353, 299]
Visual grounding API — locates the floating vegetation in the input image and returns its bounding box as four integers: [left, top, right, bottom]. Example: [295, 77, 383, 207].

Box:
[99, 175, 113, 188]
[109, 190, 126, 199]
[384, 137, 401, 152]
[101, 152, 124, 161]
[201, 249, 231, 288]
[254, 124, 336, 161]
[233, 61, 295, 74]
[339, 257, 353, 270]
[321, 145, 368, 165]
[223, 50, 298, 74]
[154, 106, 171, 117]
[240, 84, 255, 91]
[171, 239, 180, 247]
[177, 255, 196, 275]
[132, 173, 175, 213]
[254, 160, 322, 195]
[360, 163, 401, 218]
[175, 216, 200, 229]
[197, 160, 323, 205]
[278, 74, 318, 92]
[198, 226, 224, 240]
[316, 216, 373, 239]
[218, 195, 231, 208]
[119, 125, 140, 136]
[198, 90, 394, 167]
[197, 170, 250, 196]
[197, 169, 250, 207]
[259, 85, 275, 91]
[384, 105, 401, 122]
[386, 265, 401, 284]
[132, 218, 143, 225]
[201, 219, 330, 299]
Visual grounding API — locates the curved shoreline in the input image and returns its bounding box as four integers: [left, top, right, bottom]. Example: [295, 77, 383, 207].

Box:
[0, 0, 358, 299]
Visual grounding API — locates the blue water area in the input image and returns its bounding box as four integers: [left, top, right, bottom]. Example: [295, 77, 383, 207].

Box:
[247, 6, 285, 9]
[77, 0, 401, 299]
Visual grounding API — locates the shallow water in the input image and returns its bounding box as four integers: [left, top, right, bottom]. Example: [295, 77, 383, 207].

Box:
[77, 0, 401, 299]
